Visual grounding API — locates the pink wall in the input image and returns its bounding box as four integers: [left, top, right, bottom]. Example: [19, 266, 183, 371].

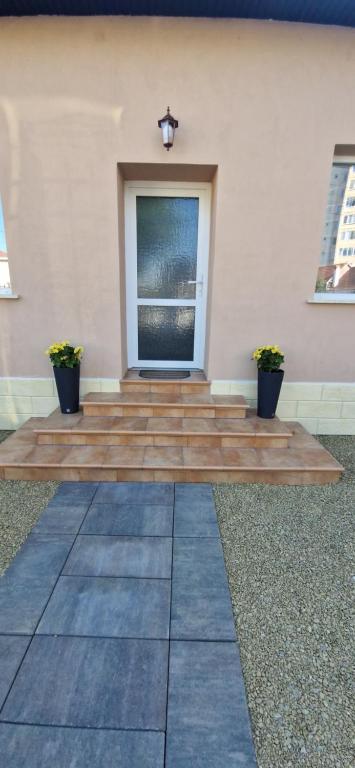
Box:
[0, 16, 354, 381]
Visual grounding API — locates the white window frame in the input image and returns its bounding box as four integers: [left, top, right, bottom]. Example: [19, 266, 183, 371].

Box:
[313, 155, 355, 304]
[124, 181, 211, 368]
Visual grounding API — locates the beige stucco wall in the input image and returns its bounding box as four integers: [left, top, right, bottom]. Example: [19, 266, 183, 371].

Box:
[0, 16, 355, 385]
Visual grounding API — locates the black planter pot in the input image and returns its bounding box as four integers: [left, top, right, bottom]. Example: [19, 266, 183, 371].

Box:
[257, 369, 284, 419]
[54, 365, 80, 414]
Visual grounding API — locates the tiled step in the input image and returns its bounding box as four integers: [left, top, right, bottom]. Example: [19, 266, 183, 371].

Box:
[34, 414, 292, 449]
[120, 380, 210, 395]
[81, 392, 248, 419]
[120, 369, 210, 395]
[0, 421, 344, 484]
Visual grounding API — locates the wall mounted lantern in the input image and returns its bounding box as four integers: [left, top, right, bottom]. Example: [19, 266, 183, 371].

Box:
[158, 107, 178, 151]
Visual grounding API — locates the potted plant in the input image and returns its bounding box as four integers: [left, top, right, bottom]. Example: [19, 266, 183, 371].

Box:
[45, 341, 84, 414]
[252, 345, 285, 419]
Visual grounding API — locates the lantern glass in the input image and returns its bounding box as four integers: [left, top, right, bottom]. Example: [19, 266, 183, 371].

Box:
[161, 119, 174, 149]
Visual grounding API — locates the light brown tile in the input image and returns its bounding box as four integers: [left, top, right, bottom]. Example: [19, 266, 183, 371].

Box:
[152, 407, 183, 418]
[216, 407, 247, 419]
[44, 433, 87, 446]
[83, 405, 123, 417]
[3, 467, 80, 481]
[117, 434, 153, 446]
[253, 436, 289, 448]
[180, 394, 211, 405]
[116, 469, 155, 481]
[83, 392, 121, 403]
[212, 395, 246, 406]
[187, 435, 221, 448]
[153, 469, 187, 482]
[61, 445, 107, 466]
[144, 447, 183, 467]
[183, 447, 223, 467]
[180, 384, 210, 394]
[37, 435, 55, 445]
[183, 408, 215, 419]
[21, 445, 69, 465]
[215, 418, 253, 434]
[182, 418, 218, 432]
[103, 447, 145, 466]
[147, 417, 183, 432]
[111, 417, 148, 431]
[150, 393, 185, 404]
[14, 432, 38, 446]
[153, 435, 187, 447]
[220, 448, 259, 467]
[78, 469, 118, 481]
[120, 382, 151, 393]
[221, 436, 256, 448]
[123, 407, 154, 418]
[149, 383, 181, 394]
[75, 416, 117, 431]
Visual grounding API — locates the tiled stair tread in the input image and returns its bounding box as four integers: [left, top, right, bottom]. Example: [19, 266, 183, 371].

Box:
[82, 392, 247, 407]
[33, 413, 292, 438]
[0, 424, 343, 473]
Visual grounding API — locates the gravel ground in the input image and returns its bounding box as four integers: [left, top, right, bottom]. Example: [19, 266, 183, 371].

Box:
[0, 431, 58, 575]
[214, 436, 355, 768]
[0, 429, 353, 766]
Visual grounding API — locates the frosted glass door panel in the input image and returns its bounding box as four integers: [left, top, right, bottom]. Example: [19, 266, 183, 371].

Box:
[137, 196, 199, 299]
[138, 306, 195, 361]
[125, 182, 210, 368]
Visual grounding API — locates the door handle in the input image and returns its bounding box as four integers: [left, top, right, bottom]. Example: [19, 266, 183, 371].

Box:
[187, 280, 203, 284]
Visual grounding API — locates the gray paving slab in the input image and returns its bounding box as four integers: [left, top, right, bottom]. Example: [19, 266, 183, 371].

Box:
[3, 534, 74, 586]
[1, 635, 169, 731]
[51, 482, 98, 504]
[63, 535, 172, 579]
[37, 575, 171, 639]
[166, 640, 257, 768]
[174, 500, 219, 537]
[94, 481, 174, 505]
[0, 480, 256, 766]
[0, 724, 165, 768]
[0, 579, 54, 634]
[171, 537, 235, 640]
[81, 503, 173, 537]
[32, 504, 89, 534]
[175, 483, 214, 503]
[0, 636, 31, 708]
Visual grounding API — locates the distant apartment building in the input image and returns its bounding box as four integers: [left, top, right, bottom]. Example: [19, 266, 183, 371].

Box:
[316, 162, 355, 293]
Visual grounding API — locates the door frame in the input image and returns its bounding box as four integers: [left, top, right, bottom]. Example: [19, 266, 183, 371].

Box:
[124, 180, 211, 369]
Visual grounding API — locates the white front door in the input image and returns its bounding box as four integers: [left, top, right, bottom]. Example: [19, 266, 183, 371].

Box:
[124, 181, 211, 369]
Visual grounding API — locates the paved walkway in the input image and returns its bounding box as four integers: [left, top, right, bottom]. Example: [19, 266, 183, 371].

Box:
[0, 482, 256, 767]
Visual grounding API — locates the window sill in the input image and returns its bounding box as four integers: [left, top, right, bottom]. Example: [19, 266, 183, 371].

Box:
[307, 296, 355, 304]
[0, 292, 20, 300]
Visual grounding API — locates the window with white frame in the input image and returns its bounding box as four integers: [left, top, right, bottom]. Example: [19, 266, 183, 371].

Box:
[315, 160, 355, 299]
[0, 197, 11, 294]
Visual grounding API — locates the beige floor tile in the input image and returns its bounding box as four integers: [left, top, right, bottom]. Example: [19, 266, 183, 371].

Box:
[22, 445, 69, 465]
[220, 448, 259, 467]
[110, 417, 149, 431]
[147, 417, 183, 432]
[182, 418, 218, 432]
[61, 445, 107, 466]
[183, 447, 224, 467]
[103, 447, 145, 466]
[214, 418, 253, 433]
[144, 446, 183, 467]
